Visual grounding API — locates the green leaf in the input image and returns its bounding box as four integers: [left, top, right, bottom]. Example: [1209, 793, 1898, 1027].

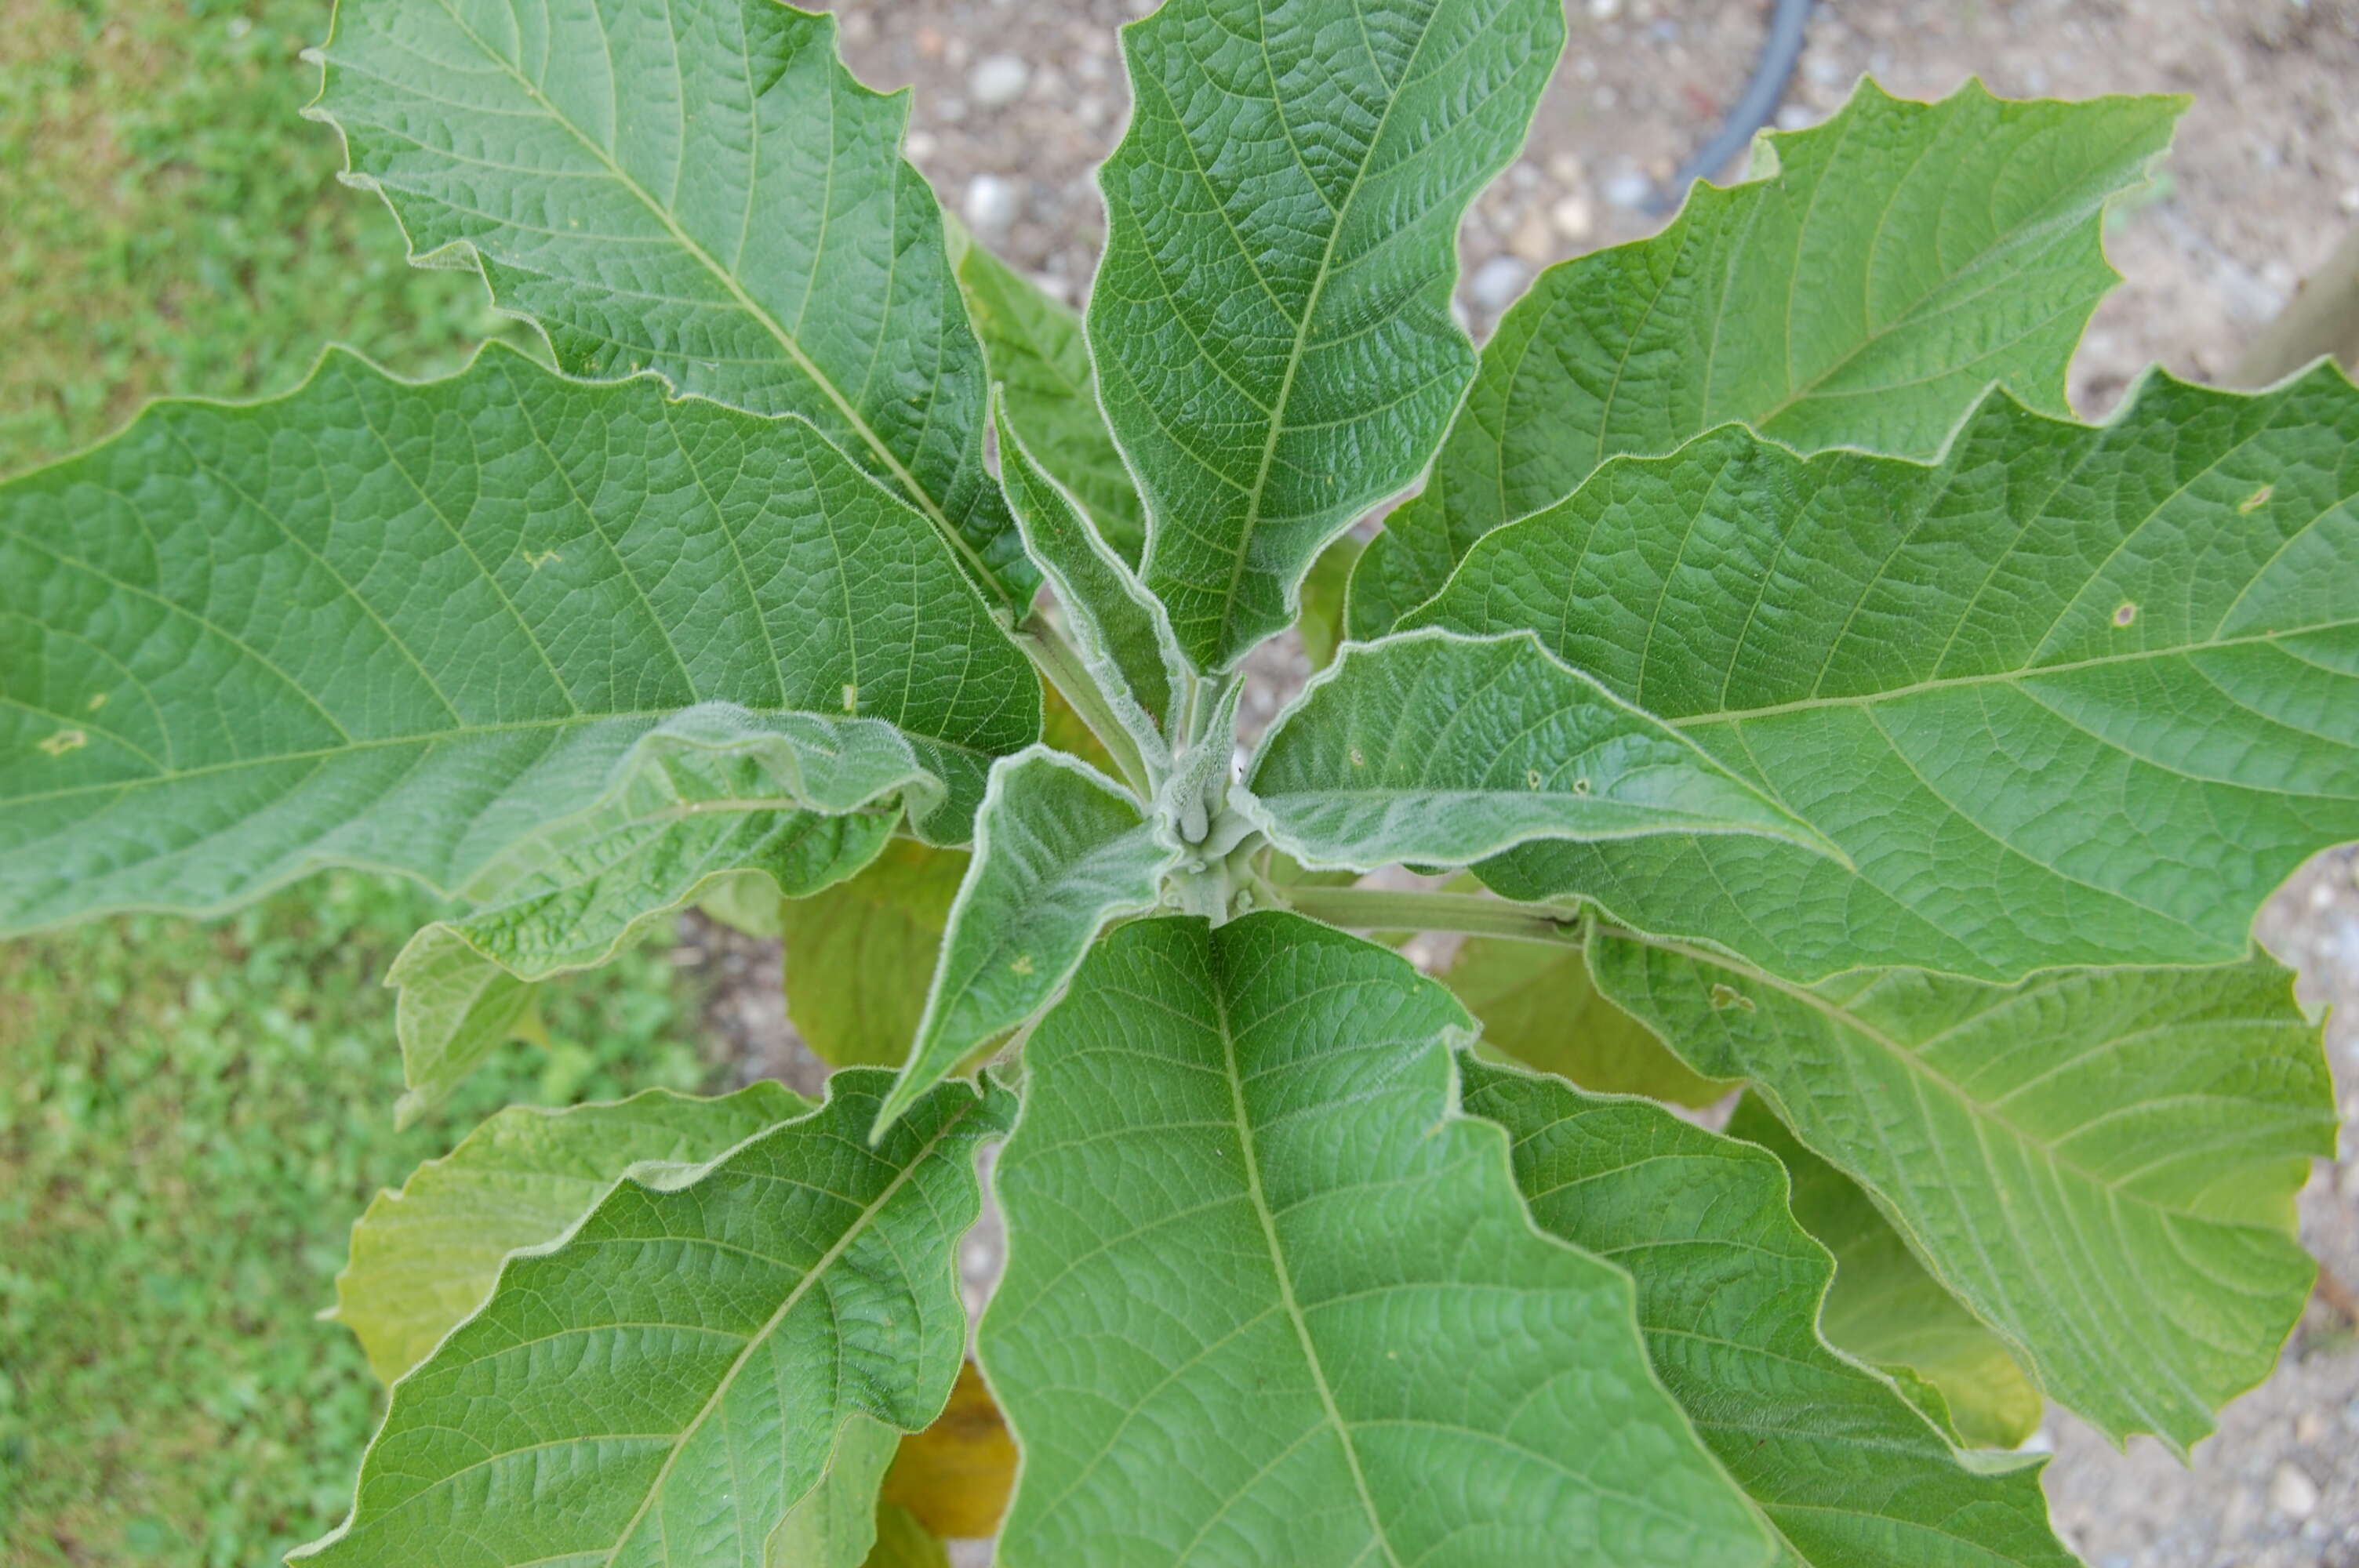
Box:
[312, 0, 1030, 602]
[1415, 367, 2359, 979]
[1444, 933, 1728, 1107]
[1725, 1098, 2043, 1450]
[860, 1504, 950, 1568]
[780, 841, 971, 1069]
[333, 1083, 805, 1382]
[983, 912, 1776, 1567]
[1461, 1058, 2075, 1567]
[877, 750, 1174, 1133]
[994, 393, 1185, 750]
[1239, 629, 1837, 871]
[0, 347, 1038, 936]
[295, 1069, 1012, 1567]
[1090, 0, 1565, 671]
[1296, 532, 1362, 673]
[1587, 932, 2335, 1451]
[769, 1417, 901, 1568]
[394, 811, 890, 1120]
[1350, 80, 2184, 635]
[953, 233, 1145, 564]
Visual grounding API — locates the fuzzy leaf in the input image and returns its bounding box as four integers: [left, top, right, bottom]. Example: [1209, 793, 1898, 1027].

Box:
[1588, 934, 2335, 1451]
[877, 750, 1174, 1132]
[983, 912, 1776, 1568]
[296, 1070, 1012, 1567]
[1091, 0, 1565, 670]
[954, 236, 1145, 564]
[334, 1084, 805, 1382]
[1350, 81, 2183, 633]
[1240, 629, 1835, 870]
[1726, 1098, 2043, 1450]
[389, 925, 545, 1127]
[312, 0, 1030, 602]
[1415, 368, 2359, 980]
[0, 347, 1038, 937]
[769, 1418, 901, 1568]
[1462, 1058, 2075, 1567]
[780, 841, 971, 1069]
[1444, 934, 1728, 1107]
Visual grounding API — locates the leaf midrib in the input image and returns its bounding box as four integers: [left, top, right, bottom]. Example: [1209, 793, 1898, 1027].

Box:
[385, 0, 1008, 604]
[1210, 966, 1402, 1568]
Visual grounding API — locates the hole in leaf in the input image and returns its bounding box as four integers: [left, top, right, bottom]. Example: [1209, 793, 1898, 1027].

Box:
[2239, 485, 2273, 514]
[1572, 777, 1592, 796]
[2113, 603, 2137, 627]
[1708, 982, 1755, 1013]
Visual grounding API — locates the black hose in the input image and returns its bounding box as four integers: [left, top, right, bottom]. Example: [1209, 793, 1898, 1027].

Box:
[1644, 0, 1816, 215]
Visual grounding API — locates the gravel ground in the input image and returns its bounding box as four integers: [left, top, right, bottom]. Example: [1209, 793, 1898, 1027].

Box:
[679, 2, 2359, 1559]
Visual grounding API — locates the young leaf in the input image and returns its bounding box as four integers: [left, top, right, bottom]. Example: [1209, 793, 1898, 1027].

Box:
[1461, 1058, 2076, 1567]
[394, 811, 891, 1118]
[983, 912, 1776, 1568]
[954, 234, 1145, 564]
[1726, 1098, 2043, 1450]
[1091, 0, 1566, 671]
[294, 1069, 1012, 1568]
[311, 0, 1030, 602]
[333, 1083, 806, 1382]
[780, 842, 972, 1069]
[1238, 629, 1837, 870]
[0, 347, 1038, 936]
[876, 750, 1175, 1133]
[1416, 367, 2359, 980]
[1588, 934, 2335, 1452]
[1443, 934, 1729, 1107]
[1350, 81, 2184, 634]
[994, 393, 1186, 750]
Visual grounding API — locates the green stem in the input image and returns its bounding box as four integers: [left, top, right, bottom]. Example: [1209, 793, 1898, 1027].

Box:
[1275, 885, 1587, 947]
[1016, 612, 1154, 800]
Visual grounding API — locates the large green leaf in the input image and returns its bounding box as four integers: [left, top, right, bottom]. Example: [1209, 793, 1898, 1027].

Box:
[1461, 1058, 2074, 1567]
[393, 809, 889, 1120]
[953, 233, 1146, 565]
[1350, 81, 2183, 634]
[312, 0, 1030, 602]
[1414, 368, 2359, 979]
[1239, 629, 1834, 870]
[983, 912, 1775, 1567]
[769, 1417, 901, 1568]
[0, 347, 1038, 936]
[780, 841, 971, 1069]
[1726, 1098, 2042, 1450]
[333, 1083, 805, 1382]
[296, 1069, 1011, 1567]
[1090, 0, 1565, 671]
[1588, 932, 2335, 1451]
[1443, 931, 1728, 1107]
[876, 750, 1174, 1133]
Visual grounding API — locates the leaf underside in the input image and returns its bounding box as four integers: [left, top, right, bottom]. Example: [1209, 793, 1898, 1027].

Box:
[780, 840, 972, 1069]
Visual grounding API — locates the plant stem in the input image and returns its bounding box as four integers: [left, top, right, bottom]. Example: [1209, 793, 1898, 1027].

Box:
[1276, 885, 1586, 947]
[1016, 611, 1154, 800]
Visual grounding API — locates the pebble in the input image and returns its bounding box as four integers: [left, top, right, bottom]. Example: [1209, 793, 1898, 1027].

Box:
[965, 172, 1020, 234]
[970, 53, 1030, 109]
[1587, 0, 1622, 17]
[1508, 210, 1555, 265]
[1602, 169, 1653, 210]
[1776, 103, 1823, 131]
[1550, 194, 1595, 241]
[2296, 1410, 2328, 1445]
[1468, 255, 1532, 314]
[2270, 1462, 2321, 1520]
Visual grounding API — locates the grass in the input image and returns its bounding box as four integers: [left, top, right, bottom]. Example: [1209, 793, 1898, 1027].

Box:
[0, 2, 698, 1562]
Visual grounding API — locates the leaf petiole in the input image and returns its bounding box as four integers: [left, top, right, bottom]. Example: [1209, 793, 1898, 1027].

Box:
[1274, 884, 1587, 947]
[1014, 611, 1155, 800]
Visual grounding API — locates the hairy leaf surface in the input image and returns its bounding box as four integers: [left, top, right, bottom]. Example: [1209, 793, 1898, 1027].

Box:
[1416, 368, 2359, 978]
[983, 912, 1775, 1568]
[0, 347, 1038, 935]
[334, 1083, 805, 1382]
[955, 234, 1145, 564]
[1463, 1058, 2074, 1567]
[781, 841, 970, 1069]
[297, 1070, 1010, 1567]
[1589, 934, 2334, 1450]
[1092, 0, 1565, 670]
[313, 0, 1030, 601]
[1350, 81, 2183, 633]
[878, 750, 1174, 1132]
[1241, 630, 1834, 870]
[1727, 1098, 2042, 1450]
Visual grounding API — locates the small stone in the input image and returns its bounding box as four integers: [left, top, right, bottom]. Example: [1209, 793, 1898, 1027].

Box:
[1776, 103, 1822, 131]
[904, 129, 938, 162]
[2297, 1410, 2328, 1445]
[1547, 151, 1585, 184]
[970, 53, 1030, 109]
[1508, 210, 1554, 265]
[2341, 186, 2359, 216]
[1550, 194, 1595, 241]
[965, 173, 1020, 234]
[2270, 1462, 2321, 1519]
[1602, 169, 1653, 209]
[1468, 255, 1532, 314]
[1587, 0, 1622, 16]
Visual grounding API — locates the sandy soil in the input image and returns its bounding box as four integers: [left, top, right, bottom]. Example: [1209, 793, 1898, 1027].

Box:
[682, 3, 2359, 1560]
